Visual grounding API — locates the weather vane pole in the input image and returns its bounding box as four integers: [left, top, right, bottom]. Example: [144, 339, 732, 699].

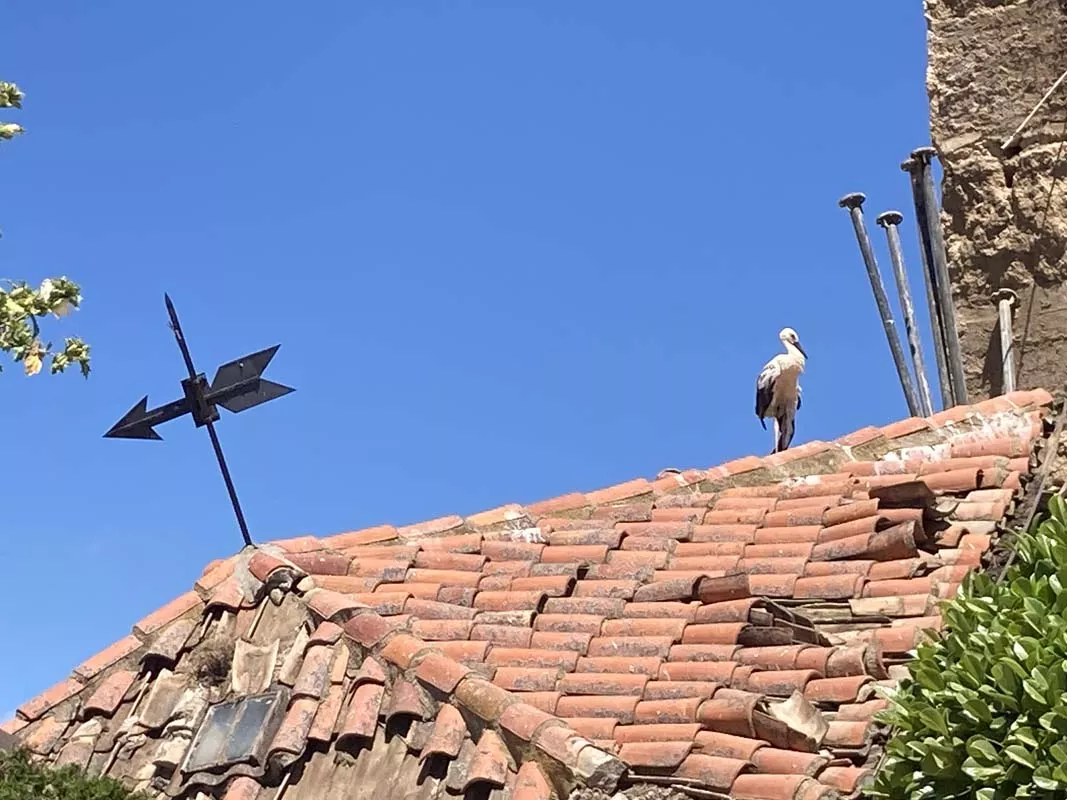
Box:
[106, 294, 295, 548]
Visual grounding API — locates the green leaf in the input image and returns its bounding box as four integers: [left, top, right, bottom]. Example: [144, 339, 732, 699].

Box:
[1004, 745, 1037, 769]
[966, 737, 1000, 765]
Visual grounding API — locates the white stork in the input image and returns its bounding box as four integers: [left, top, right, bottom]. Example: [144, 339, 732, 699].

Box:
[755, 327, 807, 454]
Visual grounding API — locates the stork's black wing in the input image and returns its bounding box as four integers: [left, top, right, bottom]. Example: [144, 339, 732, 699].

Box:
[755, 361, 778, 430]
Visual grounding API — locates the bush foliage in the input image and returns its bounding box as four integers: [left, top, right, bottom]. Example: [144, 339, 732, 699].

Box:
[870, 495, 1067, 799]
[0, 748, 145, 800]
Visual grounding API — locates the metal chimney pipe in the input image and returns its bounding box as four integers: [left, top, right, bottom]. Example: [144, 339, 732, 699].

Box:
[838, 192, 922, 417]
[911, 146, 968, 405]
[902, 155, 953, 409]
[877, 210, 935, 417]
[993, 288, 1018, 393]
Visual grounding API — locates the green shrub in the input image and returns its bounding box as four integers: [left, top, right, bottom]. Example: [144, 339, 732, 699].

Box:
[0, 748, 145, 800]
[869, 495, 1067, 799]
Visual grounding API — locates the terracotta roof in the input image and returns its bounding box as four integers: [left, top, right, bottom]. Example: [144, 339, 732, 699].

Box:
[1, 388, 1055, 800]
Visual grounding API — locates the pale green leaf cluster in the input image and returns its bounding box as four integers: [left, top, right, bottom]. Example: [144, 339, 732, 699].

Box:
[870, 495, 1067, 799]
[0, 79, 91, 378]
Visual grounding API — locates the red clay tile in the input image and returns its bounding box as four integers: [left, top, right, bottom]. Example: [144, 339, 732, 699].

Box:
[746, 669, 818, 697]
[659, 661, 738, 682]
[534, 613, 606, 634]
[802, 560, 874, 576]
[735, 645, 808, 670]
[467, 503, 526, 529]
[695, 574, 751, 605]
[714, 497, 778, 512]
[481, 540, 545, 561]
[545, 596, 626, 617]
[486, 648, 579, 671]
[513, 761, 553, 800]
[352, 656, 388, 686]
[617, 521, 695, 540]
[493, 667, 561, 692]
[350, 591, 409, 614]
[634, 577, 703, 603]
[881, 416, 932, 438]
[573, 579, 640, 599]
[623, 601, 699, 621]
[732, 774, 819, 800]
[434, 640, 491, 663]
[482, 560, 533, 578]
[762, 507, 826, 527]
[416, 653, 472, 694]
[271, 696, 318, 759]
[744, 542, 814, 559]
[406, 568, 481, 588]
[747, 574, 799, 597]
[615, 723, 702, 743]
[134, 591, 203, 638]
[642, 680, 720, 700]
[495, 703, 558, 744]
[823, 719, 873, 748]
[421, 703, 467, 759]
[474, 590, 547, 612]
[315, 575, 384, 594]
[691, 524, 759, 543]
[954, 500, 1008, 521]
[454, 677, 516, 722]
[530, 631, 594, 653]
[619, 537, 679, 555]
[342, 613, 396, 648]
[751, 747, 828, 776]
[349, 559, 410, 581]
[587, 478, 653, 505]
[693, 730, 767, 760]
[599, 618, 687, 641]
[620, 740, 694, 769]
[412, 619, 473, 641]
[385, 581, 440, 599]
[821, 499, 880, 528]
[83, 669, 137, 717]
[867, 559, 923, 581]
[405, 598, 478, 620]
[577, 656, 663, 676]
[414, 551, 487, 572]
[419, 532, 484, 553]
[288, 551, 353, 576]
[634, 696, 703, 724]
[863, 577, 932, 597]
[693, 598, 760, 623]
[471, 624, 533, 647]
[379, 634, 430, 670]
[510, 575, 574, 597]
[522, 692, 562, 713]
[559, 717, 617, 741]
[309, 684, 344, 743]
[669, 555, 743, 573]
[651, 507, 707, 522]
[737, 557, 809, 576]
[527, 492, 591, 517]
[752, 526, 823, 545]
[793, 574, 865, 600]
[559, 673, 649, 696]
[326, 525, 400, 549]
[547, 529, 622, 547]
[816, 515, 883, 544]
[681, 622, 749, 646]
[73, 635, 142, 681]
[669, 644, 740, 662]
[705, 508, 768, 526]
[673, 541, 748, 557]
[806, 673, 874, 704]
[836, 699, 889, 720]
[607, 550, 670, 569]
[674, 753, 751, 792]
[696, 692, 759, 737]
[222, 777, 262, 800]
[820, 765, 874, 794]
[540, 544, 610, 564]
[951, 436, 1029, 459]
[556, 695, 639, 722]
[586, 636, 673, 659]
[464, 729, 510, 790]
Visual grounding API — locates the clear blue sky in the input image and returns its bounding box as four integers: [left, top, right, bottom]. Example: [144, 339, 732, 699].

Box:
[1, 3, 933, 715]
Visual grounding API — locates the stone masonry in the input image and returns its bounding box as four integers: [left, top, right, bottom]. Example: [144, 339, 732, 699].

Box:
[927, 0, 1067, 399]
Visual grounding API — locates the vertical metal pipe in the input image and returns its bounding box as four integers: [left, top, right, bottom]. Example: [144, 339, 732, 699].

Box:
[838, 192, 922, 417]
[877, 210, 935, 416]
[902, 155, 953, 409]
[912, 146, 968, 404]
[993, 288, 1018, 393]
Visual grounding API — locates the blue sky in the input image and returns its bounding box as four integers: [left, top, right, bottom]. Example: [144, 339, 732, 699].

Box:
[1, 3, 934, 715]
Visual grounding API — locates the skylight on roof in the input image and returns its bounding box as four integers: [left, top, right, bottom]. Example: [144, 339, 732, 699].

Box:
[182, 689, 288, 773]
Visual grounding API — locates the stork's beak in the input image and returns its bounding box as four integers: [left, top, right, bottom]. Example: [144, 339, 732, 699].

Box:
[795, 341, 807, 359]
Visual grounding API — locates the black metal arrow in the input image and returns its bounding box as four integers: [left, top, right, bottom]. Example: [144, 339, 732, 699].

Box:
[104, 294, 295, 547]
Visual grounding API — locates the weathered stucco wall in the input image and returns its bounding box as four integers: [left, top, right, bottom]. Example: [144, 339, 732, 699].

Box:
[927, 0, 1067, 399]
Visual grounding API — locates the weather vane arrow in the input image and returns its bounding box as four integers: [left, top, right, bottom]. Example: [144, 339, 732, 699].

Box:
[104, 294, 295, 546]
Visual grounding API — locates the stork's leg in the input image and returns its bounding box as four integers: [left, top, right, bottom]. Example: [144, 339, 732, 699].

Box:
[771, 418, 781, 454]
[777, 413, 795, 452]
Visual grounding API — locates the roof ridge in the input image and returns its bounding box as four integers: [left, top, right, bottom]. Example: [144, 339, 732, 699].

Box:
[261, 388, 1054, 555]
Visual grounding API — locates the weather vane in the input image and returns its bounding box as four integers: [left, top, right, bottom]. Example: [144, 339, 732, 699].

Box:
[104, 294, 294, 547]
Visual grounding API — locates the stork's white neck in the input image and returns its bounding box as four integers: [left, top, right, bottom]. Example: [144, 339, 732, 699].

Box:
[782, 341, 806, 367]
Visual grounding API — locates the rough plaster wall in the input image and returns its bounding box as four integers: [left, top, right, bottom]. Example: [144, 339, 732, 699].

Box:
[927, 0, 1067, 399]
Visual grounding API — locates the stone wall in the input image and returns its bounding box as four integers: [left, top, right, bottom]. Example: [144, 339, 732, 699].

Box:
[927, 0, 1067, 399]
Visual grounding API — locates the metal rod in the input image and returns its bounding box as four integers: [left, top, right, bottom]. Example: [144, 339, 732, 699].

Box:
[902, 156, 953, 408]
[838, 192, 922, 416]
[1001, 66, 1067, 152]
[877, 210, 935, 416]
[164, 293, 254, 548]
[912, 147, 969, 404]
[993, 288, 1018, 393]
